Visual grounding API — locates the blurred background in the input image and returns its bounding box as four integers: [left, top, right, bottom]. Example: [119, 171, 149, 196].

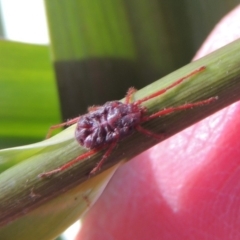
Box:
[0, 0, 49, 44]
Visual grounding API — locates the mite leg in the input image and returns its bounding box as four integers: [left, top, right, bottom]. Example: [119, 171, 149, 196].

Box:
[125, 87, 137, 104]
[90, 142, 117, 175]
[46, 117, 80, 138]
[136, 125, 164, 140]
[141, 97, 218, 122]
[38, 147, 102, 178]
[135, 66, 206, 105]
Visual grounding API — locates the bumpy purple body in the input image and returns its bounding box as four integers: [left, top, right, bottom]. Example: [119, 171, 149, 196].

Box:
[75, 101, 145, 149]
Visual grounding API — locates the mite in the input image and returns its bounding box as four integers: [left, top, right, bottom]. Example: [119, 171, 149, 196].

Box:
[39, 66, 217, 178]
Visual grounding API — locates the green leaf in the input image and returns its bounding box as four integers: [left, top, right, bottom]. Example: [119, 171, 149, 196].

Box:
[0, 40, 60, 149]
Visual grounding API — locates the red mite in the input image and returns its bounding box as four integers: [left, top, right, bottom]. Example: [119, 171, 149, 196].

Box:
[39, 67, 217, 178]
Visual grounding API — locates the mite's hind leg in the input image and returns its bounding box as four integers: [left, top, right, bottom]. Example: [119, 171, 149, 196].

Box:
[90, 142, 117, 175]
[46, 117, 80, 139]
[38, 147, 103, 178]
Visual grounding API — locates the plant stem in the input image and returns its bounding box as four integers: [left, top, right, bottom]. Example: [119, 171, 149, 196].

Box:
[0, 39, 240, 227]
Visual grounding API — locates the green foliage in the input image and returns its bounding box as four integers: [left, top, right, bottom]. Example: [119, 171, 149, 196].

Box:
[0, 41, 60, 148]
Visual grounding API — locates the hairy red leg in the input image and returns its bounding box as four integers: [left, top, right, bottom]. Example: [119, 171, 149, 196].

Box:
[125, 87, 137, 104]
[46, 117, 80, 139]
[38, 147, 103, 178]
[142, 97, 218, 122]
[128, 88, 165, 140]
[136, 125, 164, 140]
[90, 142, 117, 175]
[135, 66, 206, 105]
